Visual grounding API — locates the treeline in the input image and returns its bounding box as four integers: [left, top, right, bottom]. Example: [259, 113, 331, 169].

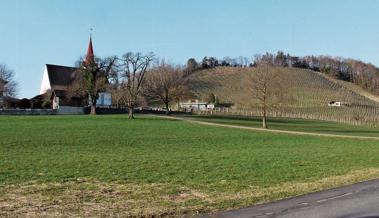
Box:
[185, 56, 252, 73]
[69, 53, 194, 117]
[186, 52, 379, 94]
[254, 52, 379, 94]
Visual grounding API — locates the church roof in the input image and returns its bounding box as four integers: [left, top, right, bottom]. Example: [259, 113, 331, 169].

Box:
[84, 36, 95, 64]
[53, 90, 68, 98]
[46, 64, 77, 87]
[46, 36, 95, 88]
[41, 37, 96, 96]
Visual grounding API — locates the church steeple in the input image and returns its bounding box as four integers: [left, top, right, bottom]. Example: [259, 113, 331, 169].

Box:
[84, 33, 95, 64]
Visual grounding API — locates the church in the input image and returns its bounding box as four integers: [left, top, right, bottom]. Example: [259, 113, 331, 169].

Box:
[39, 37, 112, 109]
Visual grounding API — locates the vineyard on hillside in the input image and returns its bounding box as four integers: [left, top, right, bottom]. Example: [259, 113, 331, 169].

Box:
[188, 67, 379, 126]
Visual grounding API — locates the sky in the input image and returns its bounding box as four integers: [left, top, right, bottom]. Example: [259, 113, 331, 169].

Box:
[0, 0, 379, 98]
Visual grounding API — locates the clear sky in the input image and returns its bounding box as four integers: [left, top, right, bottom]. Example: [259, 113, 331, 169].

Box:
[0, 0, 378, 98]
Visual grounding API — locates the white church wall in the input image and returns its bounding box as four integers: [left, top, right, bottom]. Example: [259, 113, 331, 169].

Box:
[96, 92, 112, 106]
[39, 65, 51, 94]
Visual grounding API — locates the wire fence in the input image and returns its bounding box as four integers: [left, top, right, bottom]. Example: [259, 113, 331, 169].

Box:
[195, 106, 379, 127]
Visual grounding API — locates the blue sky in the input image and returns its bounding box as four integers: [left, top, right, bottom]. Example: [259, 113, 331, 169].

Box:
[0, 0, 378, 98]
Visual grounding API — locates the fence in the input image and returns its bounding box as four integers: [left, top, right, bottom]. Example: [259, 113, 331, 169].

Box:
[0, 107, 84, 115]
[58, 106, 84, 115]
[0, 109, 56, 115]
[197, 106, 379, 127]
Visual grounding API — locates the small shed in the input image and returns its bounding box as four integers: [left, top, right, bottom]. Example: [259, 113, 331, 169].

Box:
[328, 101, 342, 107]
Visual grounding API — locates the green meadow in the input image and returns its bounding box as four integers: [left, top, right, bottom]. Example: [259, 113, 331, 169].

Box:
[185, 115, 379, 137]
[1, 115, 379, 217]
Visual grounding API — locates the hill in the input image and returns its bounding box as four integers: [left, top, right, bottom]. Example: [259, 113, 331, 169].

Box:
[187, 67, 379, 126]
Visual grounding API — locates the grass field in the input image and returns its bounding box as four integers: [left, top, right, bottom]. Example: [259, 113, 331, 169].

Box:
[1, 115, 379, 217]
[185, 115, 379, 137]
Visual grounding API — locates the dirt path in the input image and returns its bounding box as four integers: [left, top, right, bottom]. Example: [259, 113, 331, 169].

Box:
[160, 116, 379, 140]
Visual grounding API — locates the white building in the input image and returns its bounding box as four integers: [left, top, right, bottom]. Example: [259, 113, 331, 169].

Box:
[328, 101, 342, 107]
[96, 92, 112, 107]
[179, 100, 214, 111]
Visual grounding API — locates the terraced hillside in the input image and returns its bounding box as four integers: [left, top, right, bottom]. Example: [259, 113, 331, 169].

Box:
[188, 67, 379, 126]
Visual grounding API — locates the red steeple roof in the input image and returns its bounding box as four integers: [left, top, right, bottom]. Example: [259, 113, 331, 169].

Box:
[84, 35, 95, 64]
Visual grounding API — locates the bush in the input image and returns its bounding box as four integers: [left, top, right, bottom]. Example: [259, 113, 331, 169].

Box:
[18, 98, 31, 109]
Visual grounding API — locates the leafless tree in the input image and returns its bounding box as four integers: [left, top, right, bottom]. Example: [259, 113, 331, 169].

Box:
[143, 63, 189, 115]
[237, 56, 244, 67]
[108, 84, 127, 108]
[69, 56, 117, 115]
[0, 64, 18, 97]
[119, 52, 155, 119]
[243, 57, 251, 67]
[249, 67, 285, 128]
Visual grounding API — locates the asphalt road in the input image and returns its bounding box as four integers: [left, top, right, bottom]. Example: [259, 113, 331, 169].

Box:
[206, 179, 379, 218]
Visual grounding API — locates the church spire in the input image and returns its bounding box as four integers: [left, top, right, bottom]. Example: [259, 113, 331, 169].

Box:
[84, 32, 95, 64]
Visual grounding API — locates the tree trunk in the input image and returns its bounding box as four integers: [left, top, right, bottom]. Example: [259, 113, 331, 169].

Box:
[88, 94, 96, 115]
[90, 104, 96, 115]
[165, 102, 170, 115]
[128, 106, 134, 119]
[262, 105, 268, 128]
[262, 115, 267, 128]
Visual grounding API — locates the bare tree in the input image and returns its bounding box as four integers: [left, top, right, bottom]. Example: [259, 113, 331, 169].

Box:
[0, 64, 18, 97]
[69, 56, 117, 115]
[143, 63, 189, 115]
[249, 67, 285, 128]
[107, 68, 127, 108]
[108, 84, 127, 108]
[243, 57, 251, 67]
[119, 52, 155, 119]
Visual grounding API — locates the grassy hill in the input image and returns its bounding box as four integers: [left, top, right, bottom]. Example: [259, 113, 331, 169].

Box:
[187, 67, 379, 126]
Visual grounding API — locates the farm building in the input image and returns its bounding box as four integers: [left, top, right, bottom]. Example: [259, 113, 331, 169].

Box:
[180, 100, 214, 111]
[39, 37, 111, 109]
[328, 101, 343, 107]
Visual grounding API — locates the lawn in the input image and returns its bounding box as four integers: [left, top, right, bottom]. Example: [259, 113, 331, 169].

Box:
[1, 115, 379, 217]
[185, 115, 379, 137]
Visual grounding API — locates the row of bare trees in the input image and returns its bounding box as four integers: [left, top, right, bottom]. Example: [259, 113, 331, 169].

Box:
[70, 52, 190, 118]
